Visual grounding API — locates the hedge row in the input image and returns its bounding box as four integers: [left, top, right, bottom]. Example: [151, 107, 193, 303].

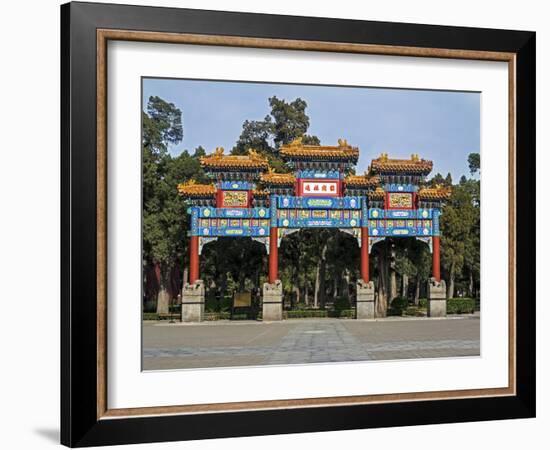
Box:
[204, 311, 231, 321]
[407, 298, 476, 315]
[446, 298, 476, 314]
[285, 310, 328, 319]
[143, 312, 159, 321]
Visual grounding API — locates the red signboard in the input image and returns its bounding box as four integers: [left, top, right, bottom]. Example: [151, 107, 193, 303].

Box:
[297, 179, 341, 197]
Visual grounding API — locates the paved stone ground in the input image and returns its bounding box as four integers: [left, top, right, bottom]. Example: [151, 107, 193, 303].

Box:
[142, 314, 480, 370]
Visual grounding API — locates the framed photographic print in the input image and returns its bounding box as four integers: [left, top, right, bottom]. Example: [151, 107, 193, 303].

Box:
[60, 1, 535, 447]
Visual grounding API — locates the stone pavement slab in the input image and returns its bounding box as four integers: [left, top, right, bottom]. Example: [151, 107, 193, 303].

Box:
[142, 316, 480, 370]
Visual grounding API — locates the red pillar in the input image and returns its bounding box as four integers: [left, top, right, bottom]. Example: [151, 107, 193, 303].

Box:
[432, 236, 441, 281]
[189, 235, 199, 284]
[360, 227, 369, 283]
[268, 227, 278, 284]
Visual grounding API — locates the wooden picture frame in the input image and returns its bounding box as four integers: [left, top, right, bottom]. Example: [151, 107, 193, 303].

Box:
[61, 1, 535, 447]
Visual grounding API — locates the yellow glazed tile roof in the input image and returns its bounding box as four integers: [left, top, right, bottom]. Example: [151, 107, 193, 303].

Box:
[200, 147, 269, 170]
[344, 174, 380, 187]
[252, 189, 270, 198]
[418, 186, 452, 200]
[259, 169, 296, 186]
[177, 180, 216, 197]
[280, 137, 359, 161]
[367, 187, 385, 200]
[370, 153, 433, 175]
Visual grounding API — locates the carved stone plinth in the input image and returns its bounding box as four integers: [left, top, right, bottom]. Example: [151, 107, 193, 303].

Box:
[181, 280, 205, 322]
[262, 280, 283, 321]
[356, 279, 375, 319]
[427, 277, 447, 317]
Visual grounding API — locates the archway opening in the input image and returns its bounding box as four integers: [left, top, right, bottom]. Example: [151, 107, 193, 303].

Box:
[370, 237, 432, 317]
[279, 228, 360, 317]
[200, 237, 268, 319]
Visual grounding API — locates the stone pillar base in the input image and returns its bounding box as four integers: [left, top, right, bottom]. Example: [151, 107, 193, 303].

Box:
[181, 280, 205, 322]
[356, 279, 375, 319]
[262, 280, 283, 321]
[427, 277, 447, 317]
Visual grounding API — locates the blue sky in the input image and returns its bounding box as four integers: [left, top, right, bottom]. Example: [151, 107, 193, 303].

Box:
[143, 78, 480, 181]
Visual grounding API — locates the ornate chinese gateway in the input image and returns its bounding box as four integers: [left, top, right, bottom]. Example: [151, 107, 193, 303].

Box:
[178, 137, 451, 321]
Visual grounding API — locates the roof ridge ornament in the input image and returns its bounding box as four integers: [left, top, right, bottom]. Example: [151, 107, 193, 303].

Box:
[288, 136, 303, 146]
[247, 148, 263, 160]
[338, 138, 348, 147]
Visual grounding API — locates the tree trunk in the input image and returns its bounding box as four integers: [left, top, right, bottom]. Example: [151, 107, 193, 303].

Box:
[414, 274, 421, 305]
[390, 270, 397, 302]
[314, 264, 320, 308]
[219, 273, 227, 306]
[468, 271, 474, 298]
[182, 267, 188, 286]
[155, 262, 170, 315]
[238, 273, 246, 292]
[343, 270, 350, 300]
[340, 270, 350, 301]
[291, 267, 300, 308]
[389, 243, 397, 302]
[375, 241, 389, 317]
[318, 244, 328, 309]
[293, 286, 300, 308]
[447, 263, 455, 299]
[402, 274, 409, 299]
[156, 287, 170, 315]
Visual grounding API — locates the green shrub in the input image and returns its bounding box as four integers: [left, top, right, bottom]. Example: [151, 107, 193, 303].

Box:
[418, 298, 428, 308]
[388, 297, 409, 316]
[447, 298, 475, 314]
[143, 312, 159, 321]
[337, 308, 356, 319]
[204, 311, 231, 321]
[230, 313, 251, 320]
[285, 310, 328, 319]
[205, 296, 232, 312]
[333, 296, 351, 312]
[404, 306, 426, 317]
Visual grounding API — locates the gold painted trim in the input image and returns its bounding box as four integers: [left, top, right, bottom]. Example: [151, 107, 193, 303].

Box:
[96, 29, 517, 420]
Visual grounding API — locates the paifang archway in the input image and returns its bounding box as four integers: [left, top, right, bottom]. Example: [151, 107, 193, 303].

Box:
[177, 138, 451, 322]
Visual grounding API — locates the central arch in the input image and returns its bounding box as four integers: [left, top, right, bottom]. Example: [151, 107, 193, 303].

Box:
[278, 227, 361, 312]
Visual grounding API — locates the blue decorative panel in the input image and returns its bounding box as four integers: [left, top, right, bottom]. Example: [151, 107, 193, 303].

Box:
[197, 227, 270, 237]
[218, 180, 253, 190]
[277, 196, 362, 209]
[278, 217, 360, 228]
[417, 208, 433, 219]
[298, 169, 341, 179]
[197, 207, 269, 219]
[386, 210, 415, 219]
[369, 224, 434, 237]
[270, 195, 278, 227]
[384, 183, 418, 192]
[188, 200, 442, 238]
[190, 207, 200, 236]
[432, 209, 441, 236]
[368, 208, 384, 219]
[361, 196, 369, 227]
